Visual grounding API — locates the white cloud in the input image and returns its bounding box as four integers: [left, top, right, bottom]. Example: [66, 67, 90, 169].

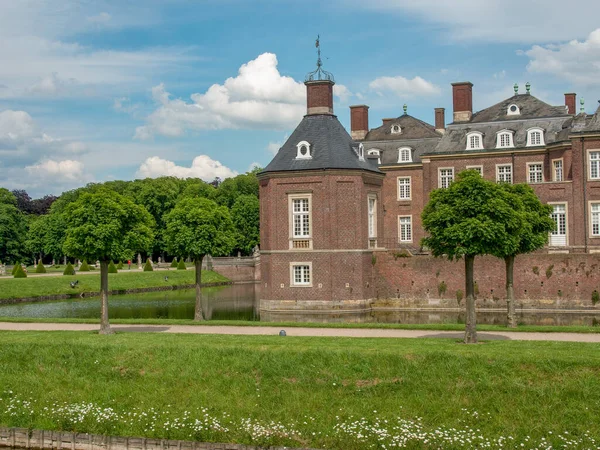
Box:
[135, 53, 307, 139]
[136, 155, 238, 180]
[333, 84, 352, 102]
[87, 12, 112, 25]
[248, 162, 262, 172]
[266, 134, 288, 155]
[25, 159, 85, 181]
[356, 0, 600, 43]
[0, 110, 37, 142]
[524, 28, 600, 86]
[28, 72, 77, 95]
[369, 75, 440, 97]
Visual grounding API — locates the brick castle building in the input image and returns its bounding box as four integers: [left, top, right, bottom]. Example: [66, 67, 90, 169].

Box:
[258, 57, 600, 316]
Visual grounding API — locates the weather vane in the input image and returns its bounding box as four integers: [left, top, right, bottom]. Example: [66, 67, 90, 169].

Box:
[305, 34, 334, 83]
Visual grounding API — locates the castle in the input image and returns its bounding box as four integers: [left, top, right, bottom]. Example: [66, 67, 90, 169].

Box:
[257, 57, 600, 316]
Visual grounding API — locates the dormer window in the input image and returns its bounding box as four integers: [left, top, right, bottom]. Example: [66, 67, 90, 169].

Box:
[398, 147, 412, 163]
[496, 130, 514, 149]
[527, 128, 545, 147]
[368, 149, 381, 164]
[465, 132, 483, 150]
[391, 124, 401, 134]
[296, 140, 312, 159]
[507, 104, 520, 116]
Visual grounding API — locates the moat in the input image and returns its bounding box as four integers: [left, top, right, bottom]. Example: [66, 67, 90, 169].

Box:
[0, 283, 599, 326]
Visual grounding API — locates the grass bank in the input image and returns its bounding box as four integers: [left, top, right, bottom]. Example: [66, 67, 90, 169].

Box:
[0, 332, 599, 449]
[0, 270, 228, 301]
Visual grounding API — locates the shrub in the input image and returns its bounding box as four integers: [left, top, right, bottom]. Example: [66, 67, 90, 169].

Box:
[13, 264, 27, 278]
[117, 261, 123, 270]
[170, 257, 178, 268]
[592, 290, 600, 305]
[108, 261, 118, 274]
[177, 259, 187, 270]
[11, 264, 20, 275]
[438, 281, 447, 297]
[456, 290, 463, 304]
[35, 260, 47, 274]
[79, 261, 90, 271]
[143, 259, 154, 272]
[63, 262, 75, 276]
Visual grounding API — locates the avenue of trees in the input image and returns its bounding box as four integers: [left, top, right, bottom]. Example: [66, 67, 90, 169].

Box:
[422, 170, 554, 343]
[0, 169, 261, 266]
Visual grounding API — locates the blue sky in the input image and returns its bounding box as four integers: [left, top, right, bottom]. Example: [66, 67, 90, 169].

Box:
[1, 0, 600, 197]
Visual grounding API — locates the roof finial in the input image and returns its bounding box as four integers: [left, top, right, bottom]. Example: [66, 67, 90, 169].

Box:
[403, 104, 408, 115]
[525, 82, 531, 94]
[305, 35, 334, 83]
[514, 83, 518, 95]
[580, 97, 585, 113]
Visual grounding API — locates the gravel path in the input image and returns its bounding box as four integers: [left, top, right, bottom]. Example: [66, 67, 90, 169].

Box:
[0, 322, 599, 342]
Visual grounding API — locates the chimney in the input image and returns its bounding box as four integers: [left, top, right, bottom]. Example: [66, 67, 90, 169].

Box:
[305, 80, 334, 115]
[565, 93, 576, 115]
[434, 107, 445, 134]
[382, 118, 394, 126]
[451, 81, 473, 122]
[350, 105, 369, 140]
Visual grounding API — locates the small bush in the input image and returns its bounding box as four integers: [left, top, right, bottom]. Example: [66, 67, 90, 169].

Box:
[592, 290, 600, 305]
[11, 264, 20, 275]
[143, 259, 154, 272]
[546, 264, 554, 279]
[438, 281, 447, 297]
[79, 261, 90, 272]
[456, 290, 463, 304]
[177, 259, 187, 270]
[170, 257, 178, 268]
[108, 261, 118, 274]
[392, 250, 411, 260]
[13, 264, 27, 278]
[532, 266, 539, 275]
[117, 261, 123, 270]
[63, 262, 75, 276]
[35, 260, 47, 273]
[474, 281, 479, 297]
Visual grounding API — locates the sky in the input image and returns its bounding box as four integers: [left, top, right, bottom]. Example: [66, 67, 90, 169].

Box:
[1, 0, 600, 198]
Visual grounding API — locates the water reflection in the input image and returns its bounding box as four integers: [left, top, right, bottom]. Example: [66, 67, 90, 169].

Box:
[0, 284, 599, 326]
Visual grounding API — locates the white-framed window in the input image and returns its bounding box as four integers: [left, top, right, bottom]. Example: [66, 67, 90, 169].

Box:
[398, 147, 412, 163]
[553, 159, 563, 182]
[496, 164, 513, 184]
[368, 195, 377, 238]
[496, 130, 514, 149]
[368, 149, 381, 164]
[296, 141, 312, 159]
[358, 143, 365, 161]
[527, 162, 544, 183]
[391, 124, 401, 134]
[465, 132, 483, 150]
[589, 151, 600, 180]
[466, 165, 483, 175]
[550, 203, 567, 246]
[397, 176, 411, 200]
[290, 262, 312, 287]
[288, 194, 312, 249]
[591, 203, 600, 237]
[439, 168, 454, 189]
[527, 128, 545, 147]
[398, 216, 412, 243]
[507, 104, 520, 116]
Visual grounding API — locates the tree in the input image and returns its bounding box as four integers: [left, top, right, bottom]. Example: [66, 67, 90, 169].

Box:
[0, 188, 27, 263]
[213, 172, 259, 208]
[25, 215, 48, 263]
[164, 197, 235, 320]
[494, 183, 554, 328]
[11, 190, 32, 214]
[44, 207, 67, 263]
[231, 195, 260, 255]
[63, 190, 155, 334]
[421, 170, 523, 343]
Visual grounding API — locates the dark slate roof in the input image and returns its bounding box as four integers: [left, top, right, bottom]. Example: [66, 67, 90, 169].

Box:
[582, 105, 600, 132]
[362, 138, 440, 165]
[432, 117, 572, 155]
[468, 94, 569, 124]
[364, 114, 441, 140]
[261, 114, 382, 174]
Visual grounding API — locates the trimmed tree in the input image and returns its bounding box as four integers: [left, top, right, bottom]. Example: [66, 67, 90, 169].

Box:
[117, 261, 123, 270]
[494, 183, 555, 328]
[143, 258, 154, 272]
[35, 260, 47, 273]
[79, 260, 91, 271]
[63, 190, 154, 334]
[421, 170, 523, 343]
[177, 259, 187, 270]
[170, 257, 178, 268]
[13, 264, 27, 278]
[164, 197, 235, 320]
[63, 262, 75, 275]
[231, 194, 260, 255]
[108, 261, 118, 274]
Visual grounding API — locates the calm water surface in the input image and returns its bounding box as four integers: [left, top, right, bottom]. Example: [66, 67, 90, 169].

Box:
[0, 284, 599, 326]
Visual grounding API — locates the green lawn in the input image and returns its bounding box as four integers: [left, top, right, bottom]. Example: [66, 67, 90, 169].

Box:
[0, 270, 228, 300]
[0, 332, 599, 449]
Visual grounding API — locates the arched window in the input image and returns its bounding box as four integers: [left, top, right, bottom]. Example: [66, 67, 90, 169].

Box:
[391, 124, 401, 134]
[398, 147, 412, 163]
[465, 132, 483, 150]
[295, 141, 312, 159]
[496, 130, 514, 149]
[358, 143, 365, 161]
[507, 104, 520, 116]
[527, 128, 545, 147]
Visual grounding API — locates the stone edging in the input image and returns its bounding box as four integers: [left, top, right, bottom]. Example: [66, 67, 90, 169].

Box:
[0, 427, 319, 450]
[0, 282, 233, 305]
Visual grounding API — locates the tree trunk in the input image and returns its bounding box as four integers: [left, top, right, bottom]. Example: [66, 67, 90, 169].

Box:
[464, 255, 478, 344]
[99, 260, 114, 334]
[194, 256, 205, 321]
[505, 255, 517, 328]
[63, 255, 67, 266]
